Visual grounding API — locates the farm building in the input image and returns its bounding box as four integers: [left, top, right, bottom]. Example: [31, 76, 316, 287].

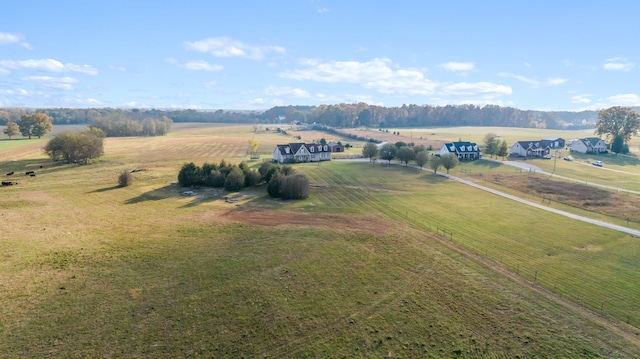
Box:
[327, 142, 345, 152]
[570, 137, 608, 154]
[272, 142, 332, 163]
[439, 141, 480, 160]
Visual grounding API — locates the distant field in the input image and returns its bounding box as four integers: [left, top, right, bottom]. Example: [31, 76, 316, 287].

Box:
[2, 123, 640, 357]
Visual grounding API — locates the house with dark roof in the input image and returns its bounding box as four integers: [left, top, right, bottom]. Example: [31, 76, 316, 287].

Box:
[570, 137, 607, 154]
[272, 142, 331, 163]
[510, 140, 551, 158]
[439, 141, 480, 160]
[541, 137, 565, 149]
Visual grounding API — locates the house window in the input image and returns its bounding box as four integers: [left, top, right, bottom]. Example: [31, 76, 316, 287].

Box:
[310, 146, 314, 152]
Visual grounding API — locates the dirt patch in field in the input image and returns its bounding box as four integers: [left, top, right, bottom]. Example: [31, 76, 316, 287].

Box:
[221, 208, 396, 234]
[485, 173, 640, 222]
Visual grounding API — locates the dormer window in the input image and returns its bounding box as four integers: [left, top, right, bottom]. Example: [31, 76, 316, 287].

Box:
[285, 147, 290, 154]
[310, 146, 314, 152]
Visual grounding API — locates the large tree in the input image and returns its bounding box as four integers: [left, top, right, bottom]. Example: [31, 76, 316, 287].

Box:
[595, 106, 640, 143]
[19, 113, 53, 139]
[3, 120, 19, 139]
[496, 140, 509, 159]
[44, 129, 104, 165]
[428, 156, 442, 174]
[415, 151, 428, 169]
[440, 153, 459, 173]
[396, 146, 414, 166]
[378, 143, 396, 164]
[483, 133, 498, 159]
[362, 142, 378, 163]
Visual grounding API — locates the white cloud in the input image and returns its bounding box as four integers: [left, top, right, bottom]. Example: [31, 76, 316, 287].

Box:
[184, 37, 286, 60]
[264, 86, 311, 98]
[0, 32, 20, 45]
[65, 96, 103, 106]
[439, 62, 475, 72]
[203, 81, 217, 88]
[0, 59, 97, 75]
[0, 32, 33, 49]
[440, 82, 512, 96]
[109, 65, 127, 72]
[606, 93, 640, 106]
[317, 7, 330, 13]
[21, 75, 78, 90]
[498, 72, 567, 87]
[280, 58, 438, 95]
[571, 94, 592, 104]
[603, 57, 635, 71]
[183, 60, 223, 71]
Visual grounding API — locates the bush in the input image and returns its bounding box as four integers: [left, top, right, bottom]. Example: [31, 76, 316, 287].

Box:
[224, 167, 245, 192]
[267, 173, 283, 198]
[244, 169, 262, 187]
[178, 162, 203, 187]
[118, 170, 133, 187]
[205, 170, 225, 187]
[280, 174, 310, 200]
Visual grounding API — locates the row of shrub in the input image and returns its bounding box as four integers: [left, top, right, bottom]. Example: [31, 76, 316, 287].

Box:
[177, 160, 310, 199]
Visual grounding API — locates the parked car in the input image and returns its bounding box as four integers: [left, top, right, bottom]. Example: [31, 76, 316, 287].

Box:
[542, 154, 552, 159]
[592, 160, 603, 167]
[563, 156, 574, 161]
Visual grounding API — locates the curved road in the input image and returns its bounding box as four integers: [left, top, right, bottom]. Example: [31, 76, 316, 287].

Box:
[349, 158, 640, 237]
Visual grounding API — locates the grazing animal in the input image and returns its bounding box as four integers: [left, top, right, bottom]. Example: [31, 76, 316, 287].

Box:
[30, 173, 36, 177]
[2, 181, 14, 186]
[25, 171, 35, 175]
[39, 165, 43, 168]
[6, 171, 14, 176]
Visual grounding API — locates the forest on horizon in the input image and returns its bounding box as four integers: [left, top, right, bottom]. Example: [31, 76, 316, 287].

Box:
[1, 103, 633, 130]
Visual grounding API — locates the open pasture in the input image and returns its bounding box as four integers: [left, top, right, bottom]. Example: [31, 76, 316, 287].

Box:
[286, 162, 640, 330]
[2, 123, 640, 357]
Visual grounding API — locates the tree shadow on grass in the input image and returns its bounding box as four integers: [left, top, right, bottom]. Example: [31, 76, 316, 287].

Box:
[88, 185, 121, 193]
[0, 159, 68, 175]
[123, 184, 179, 205]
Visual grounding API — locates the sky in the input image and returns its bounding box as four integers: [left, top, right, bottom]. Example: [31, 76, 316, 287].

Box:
[1, 1, 639, 111]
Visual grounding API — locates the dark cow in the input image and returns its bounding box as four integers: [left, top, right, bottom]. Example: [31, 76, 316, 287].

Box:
[6, 171, 14, 176]
[25, 171, 35, 176]
[30, 173, 36, 177]
[2, 181, 14, 186]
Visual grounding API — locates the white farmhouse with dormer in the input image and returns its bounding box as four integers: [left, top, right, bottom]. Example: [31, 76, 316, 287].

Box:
[570, 137, 608, 154]
[439, 141, 480, 160]
[272, 142, 331, 163]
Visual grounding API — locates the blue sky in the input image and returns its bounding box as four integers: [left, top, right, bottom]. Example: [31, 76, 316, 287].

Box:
[1, 1, 638, 111]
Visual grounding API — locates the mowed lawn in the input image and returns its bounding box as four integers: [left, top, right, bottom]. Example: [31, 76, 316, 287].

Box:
[2, 124, 640, 357]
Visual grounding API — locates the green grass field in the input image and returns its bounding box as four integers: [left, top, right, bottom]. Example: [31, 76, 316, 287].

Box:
[2, 124, 640, 357]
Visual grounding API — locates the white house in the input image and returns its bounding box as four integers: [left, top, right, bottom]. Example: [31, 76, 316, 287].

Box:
[272, 142, 331, 163]
[510, 141, 550, 158]
[439, 141, 480, 160]
[570, 137, 607, 154]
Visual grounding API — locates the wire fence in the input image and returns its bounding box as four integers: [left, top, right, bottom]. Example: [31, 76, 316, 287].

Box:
[370, 197, 640, 330]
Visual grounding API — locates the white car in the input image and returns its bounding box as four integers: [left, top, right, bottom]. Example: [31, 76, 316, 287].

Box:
[182, 190, 195, 196]
[542, 154, 552, 159]
[592, 160, 603, 167]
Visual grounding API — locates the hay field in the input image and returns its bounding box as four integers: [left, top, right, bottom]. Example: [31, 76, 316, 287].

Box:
[2, 123, 640, 357]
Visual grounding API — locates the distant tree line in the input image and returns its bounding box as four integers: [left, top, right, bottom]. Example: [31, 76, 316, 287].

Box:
[3, 105, 628, 130]
[90, 116, 172, 137]
[177, 160, 310, 199]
